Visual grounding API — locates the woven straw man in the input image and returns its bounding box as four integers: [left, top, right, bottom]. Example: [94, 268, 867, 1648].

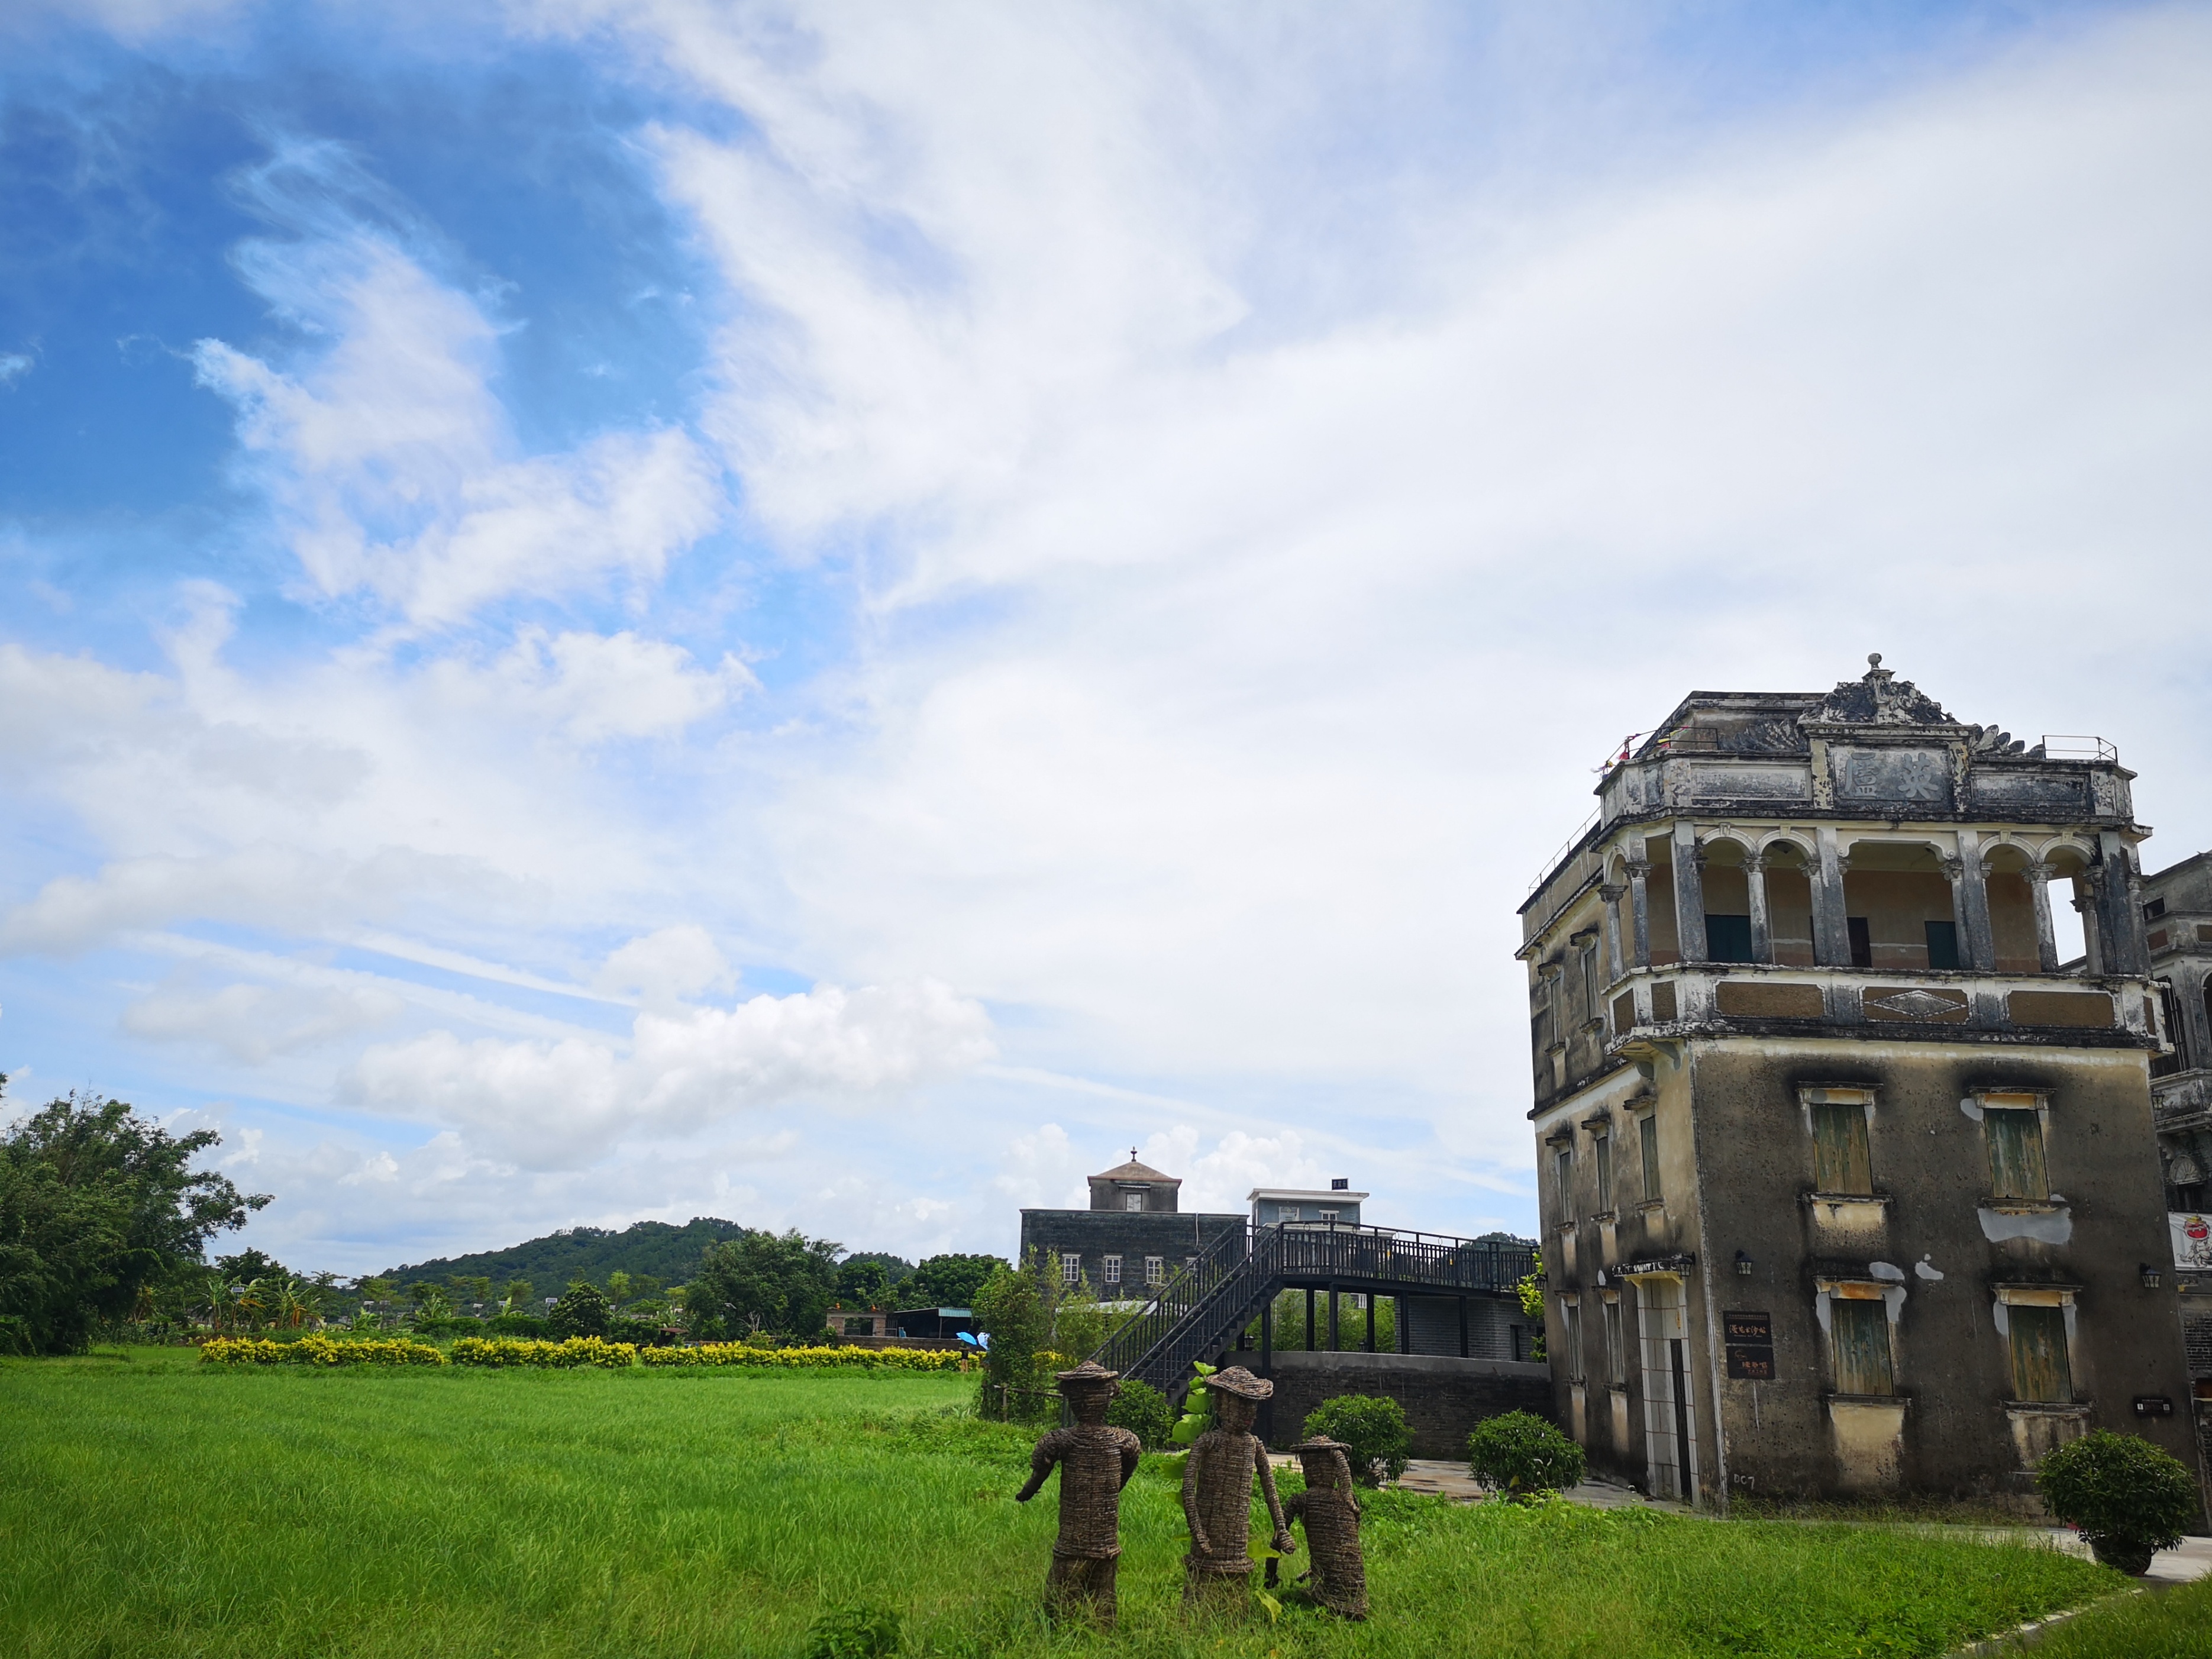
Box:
[1283, 1437, 1368, 1619]
[1015, 1361, 1143, 1625]
[1180, 1366, 1294, 1609]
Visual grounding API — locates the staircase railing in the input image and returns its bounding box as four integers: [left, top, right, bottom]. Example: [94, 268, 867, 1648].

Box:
[1088, 1222, 1536, 1401]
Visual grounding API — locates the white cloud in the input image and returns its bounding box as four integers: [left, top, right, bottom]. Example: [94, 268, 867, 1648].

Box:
[192, 143, 724, 628]
[341, 976, 996, 1167]
[0, 352, 31, 386]
[426, 629, 757, 744]
[594, 925, 731, 1010]
[121, 976, 407, 1066]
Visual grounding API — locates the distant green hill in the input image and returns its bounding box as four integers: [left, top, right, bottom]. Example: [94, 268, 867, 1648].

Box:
[379, 1219, 753, 1292]
[377, 1222, 921, 1297]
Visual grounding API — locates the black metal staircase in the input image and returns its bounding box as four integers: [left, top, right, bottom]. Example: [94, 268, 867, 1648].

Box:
[1087, 1221, 1536, 1405]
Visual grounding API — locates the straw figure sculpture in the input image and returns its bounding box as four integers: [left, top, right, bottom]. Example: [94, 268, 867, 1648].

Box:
[1282, 1437, 1369, 1619]
[1180, 1366, 1295, 1610]
[1014, 1361, 1144, 1625]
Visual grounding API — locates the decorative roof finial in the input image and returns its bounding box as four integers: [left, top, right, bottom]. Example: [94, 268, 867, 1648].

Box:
[1131, 1145, 1139, 1162]
[1868, 652, 1882, 670]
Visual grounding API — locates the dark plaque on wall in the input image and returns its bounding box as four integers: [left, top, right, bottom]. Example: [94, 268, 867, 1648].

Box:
[2133, 1395, 2175, 1418]
[1724, 1309, 1775, 1380]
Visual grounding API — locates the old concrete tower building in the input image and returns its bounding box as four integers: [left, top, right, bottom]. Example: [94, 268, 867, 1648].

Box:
[1019, 1151, 1245, 1300]
[2139, 853, 2212, 1437]
[1520, 657, 2199, 1509]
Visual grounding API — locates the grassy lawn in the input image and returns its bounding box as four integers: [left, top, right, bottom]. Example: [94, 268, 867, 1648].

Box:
[0, 1347, 2126, 1658]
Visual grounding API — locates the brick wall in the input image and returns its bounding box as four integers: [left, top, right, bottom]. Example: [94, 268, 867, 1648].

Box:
[1017, 1209, 1245, 1294]
[1257, 1350, 1554, 1458]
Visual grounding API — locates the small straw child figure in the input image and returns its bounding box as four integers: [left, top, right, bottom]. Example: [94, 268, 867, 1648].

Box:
[1014, 1361, 1143, 1626]
[1180, 1366, 1296, 1610]
[1282, 1437, 1368, 1619]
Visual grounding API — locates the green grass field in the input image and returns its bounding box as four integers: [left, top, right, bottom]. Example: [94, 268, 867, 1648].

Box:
[0, 1347, 2144, 1658]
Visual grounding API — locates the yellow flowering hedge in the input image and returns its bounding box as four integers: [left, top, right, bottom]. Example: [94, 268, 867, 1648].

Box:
[200, 1335, 446, 1366]
[641, 1342, 969, 1371]
[448, 1337, 637, 1369]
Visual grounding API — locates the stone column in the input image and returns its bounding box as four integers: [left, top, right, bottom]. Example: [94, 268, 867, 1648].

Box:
[1942, 857, 1971, 969]
[1811, 828, 1851, 967]
[1672, 823, 1708, 964]
[1601, 883, 1626, 984]
[2076, 890, 2103, 977]
[2024, 862, 2060, 973]
[1744, 851, 1772, 965]
[1952, 832, 1996, 971]
[2095, 834, 2150, 976]
[1627, 858, 1652, 970]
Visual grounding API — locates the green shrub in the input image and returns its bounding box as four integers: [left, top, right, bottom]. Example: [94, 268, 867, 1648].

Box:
[547, 1282, 612, 1340]
[483, 1311, 548, 1337]
[1302, 1393, 1410, 1485]
[1167, 1360, 1217, 1446]
[1105, 1377, 1173, 1448]
[802, 1602, 901, 1658]
[2036, 1429, 2200, 1574]
[1468, 1409, 1585, 1501]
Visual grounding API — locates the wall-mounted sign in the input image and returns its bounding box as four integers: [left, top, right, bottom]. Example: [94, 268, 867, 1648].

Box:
[2133, 1395, 2175, 1418]
[2173, 1212, 2210, 1270]
[1724, 1309, 1775, 1380]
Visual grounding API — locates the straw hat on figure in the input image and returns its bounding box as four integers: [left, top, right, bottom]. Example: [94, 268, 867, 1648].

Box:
[1180, 1366, 1295, 1609]
[1280, 1437, 1369, 1619]
[1014, 1361, 1143, 1626]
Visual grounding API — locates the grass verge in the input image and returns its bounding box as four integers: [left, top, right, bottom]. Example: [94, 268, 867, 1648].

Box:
[1, 1346, 2121, 1657]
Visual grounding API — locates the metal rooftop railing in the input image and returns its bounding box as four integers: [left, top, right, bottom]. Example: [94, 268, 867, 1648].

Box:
[2039, 735, 2118, 763]
[1526, 807, 1601, 896]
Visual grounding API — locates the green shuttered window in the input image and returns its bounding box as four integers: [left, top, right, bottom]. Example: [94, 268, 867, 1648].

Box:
[1811, 1103, 1873, 1194]
[1984, 1109, 2049, 1200]
[1639, 1114, 1661, 1202]
[2008, 1306, 2072, 1403]
[1830, 1297, 1895, 1396]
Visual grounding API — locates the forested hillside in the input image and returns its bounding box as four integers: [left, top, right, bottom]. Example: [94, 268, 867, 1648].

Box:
[381, 1219, 748, 1290]
[379, 1221, 918, 1294]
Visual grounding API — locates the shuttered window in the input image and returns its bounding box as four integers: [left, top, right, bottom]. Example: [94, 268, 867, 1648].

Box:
[1639, 1114, 1661, 1202]
[1984, 1109, 2049, 1200]
[1555, 1147, 1575, 1220]
[2007, 1306, 2072, 1402]
[1811, 1103, 1873, 1194]
[1830, 1298, 1894, 1396]
[1562, 1302, 1584, 1381]
[1594, 1132, 1612, 1207]
[1603, 1299, 1625, 1384]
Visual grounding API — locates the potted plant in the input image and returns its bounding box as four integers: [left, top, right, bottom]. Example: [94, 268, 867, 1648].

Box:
[2036, 1429, 2200, 1574]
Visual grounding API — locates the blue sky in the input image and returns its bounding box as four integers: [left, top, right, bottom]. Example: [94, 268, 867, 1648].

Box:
[2, 0, 2208, 1274]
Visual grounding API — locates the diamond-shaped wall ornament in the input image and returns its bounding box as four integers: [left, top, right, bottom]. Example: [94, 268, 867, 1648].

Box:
[1866, 989, 1964, 1020]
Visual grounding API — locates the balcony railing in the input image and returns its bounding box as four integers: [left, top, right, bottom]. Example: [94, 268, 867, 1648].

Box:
[1599, 964, 2156, 1048]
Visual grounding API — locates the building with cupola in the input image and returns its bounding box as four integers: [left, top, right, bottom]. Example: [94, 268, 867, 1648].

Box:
[1519, 656, 2200, 1511]
[1018, 1151, 1246, 1302]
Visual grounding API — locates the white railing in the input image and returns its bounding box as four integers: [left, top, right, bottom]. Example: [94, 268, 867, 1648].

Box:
[2039, 735, 2117, 763]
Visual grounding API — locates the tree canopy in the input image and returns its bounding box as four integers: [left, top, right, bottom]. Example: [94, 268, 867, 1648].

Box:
[0, 1087, 268, 1355]
[687, 1229, 842, 1340]
[902, 1253, 1007, 1308]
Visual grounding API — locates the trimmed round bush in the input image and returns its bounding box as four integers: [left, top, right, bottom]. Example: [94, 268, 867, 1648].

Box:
[1303, 1393, 1411, 1486]
[1105, 1377, 1173, 1448]
[2036, 1429, 2200, 1574]
[1468, 1409, 1585, 1501]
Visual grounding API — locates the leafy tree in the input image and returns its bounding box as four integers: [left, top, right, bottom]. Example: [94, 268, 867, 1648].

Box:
[1106, 1377, 1173, 1449]
[1303, 1394, 1412, 1485]
[834, 1258, 891, 1308]
[903, 1253, 1007, 1308]
[499, 1279, 534, 1313]
[973, 1253, 1052, 1422]
[0, 1087, 269, 1355]
[688, 1230, 841, 1340]
[215, 1248, 292, 1286]
[2037, 1429, 2201, 1574]
[358, 1277, 398, 1302]
[548, 1280, 612, 1339]
[1468, 1409, 1586, 1501]
[1515, 1249, 1546, 1362]
[606, 1270, 632, 1304]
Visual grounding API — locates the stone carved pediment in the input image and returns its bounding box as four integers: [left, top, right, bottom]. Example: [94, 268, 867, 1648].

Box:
[1803, 655, 1958, 729]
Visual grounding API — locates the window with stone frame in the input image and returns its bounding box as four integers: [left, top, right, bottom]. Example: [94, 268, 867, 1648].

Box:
[1602, 1296, 1625, 1384]
[1561, 1299, 1584, 1382]
[1638, 1112, 1661, 1202]
[1811, 1102, 1874, 1195]
[1983, 1102, 2050, 1200]
[2007, 1304, 2073, 1403]
[1060, 1251, 1083, 1286]
[1144, 1255, 1164, 1287]
[1829, 1295, 1895, 1396]
[1102, 1254, 1122, 1287]
[1554, 1143, 1575, 1221]
[1593, 1128, 1612, 1209]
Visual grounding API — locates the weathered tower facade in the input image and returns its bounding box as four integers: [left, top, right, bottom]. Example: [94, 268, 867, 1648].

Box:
[1520, 658, 2198, 1509]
